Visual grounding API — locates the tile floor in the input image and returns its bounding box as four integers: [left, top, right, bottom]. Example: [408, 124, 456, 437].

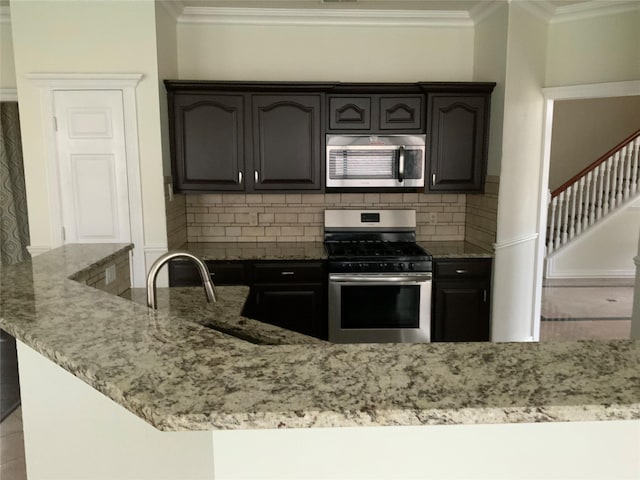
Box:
[0, 281, 635, 480]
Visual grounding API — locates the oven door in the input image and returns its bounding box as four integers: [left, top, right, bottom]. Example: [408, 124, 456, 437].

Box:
[328, 272, 432, 343]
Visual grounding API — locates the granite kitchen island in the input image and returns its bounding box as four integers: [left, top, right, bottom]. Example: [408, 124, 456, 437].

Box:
[1, 244, 639, 479]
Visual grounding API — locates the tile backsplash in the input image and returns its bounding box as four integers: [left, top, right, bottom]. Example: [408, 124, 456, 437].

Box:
[465, 175, 499, 252]
[182, 192, 466, 243]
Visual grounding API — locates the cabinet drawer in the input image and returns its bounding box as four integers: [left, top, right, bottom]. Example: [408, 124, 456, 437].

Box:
[379, 96, 423, 130]
[253, 262, 324, 284]
[169, 260, 247, 286]
[435, 259, 491, 279]
[328, 96, 371, 130]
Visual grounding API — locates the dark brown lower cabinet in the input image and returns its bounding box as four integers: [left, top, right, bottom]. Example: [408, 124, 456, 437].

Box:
[432, 258, 491, 342]
[251, 284, 326, 339]
[168, 259, 327, 340]
[248, 261, 327, 339]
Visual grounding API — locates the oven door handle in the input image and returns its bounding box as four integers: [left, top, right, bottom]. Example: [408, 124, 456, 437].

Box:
[330, 274, 432, 283]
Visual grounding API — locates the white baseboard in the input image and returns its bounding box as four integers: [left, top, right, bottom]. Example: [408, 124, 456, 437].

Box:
[27, 245, 51, 257]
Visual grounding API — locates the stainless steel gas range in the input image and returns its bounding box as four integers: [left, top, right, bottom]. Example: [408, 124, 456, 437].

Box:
[324, 210, 433, 343]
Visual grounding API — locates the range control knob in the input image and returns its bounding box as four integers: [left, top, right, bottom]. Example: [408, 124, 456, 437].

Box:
[409, 263, 415, 271]
[397, 263, 405, 270]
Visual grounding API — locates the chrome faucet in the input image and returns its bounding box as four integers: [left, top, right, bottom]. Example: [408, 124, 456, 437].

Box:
[146, 251, 217, 309]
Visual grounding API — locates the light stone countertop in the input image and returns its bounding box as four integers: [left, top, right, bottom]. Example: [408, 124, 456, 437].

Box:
[124, 287, 325, 345]
[182, 240, 493, 261]
[1, 244, 638, 432]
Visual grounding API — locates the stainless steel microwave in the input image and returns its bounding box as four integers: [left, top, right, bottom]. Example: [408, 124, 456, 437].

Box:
[326, 134, 426, 188]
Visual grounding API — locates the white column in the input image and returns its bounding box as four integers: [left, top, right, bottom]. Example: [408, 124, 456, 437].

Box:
[631, 228, 640, 340]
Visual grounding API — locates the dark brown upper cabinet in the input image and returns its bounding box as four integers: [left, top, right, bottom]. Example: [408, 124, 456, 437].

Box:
[171, 94, 245, 192]
[426, 92, 491, 193]
[251, 95, 322, 191]
[168, 90, 323, 193]
[327, 95, 423, 133]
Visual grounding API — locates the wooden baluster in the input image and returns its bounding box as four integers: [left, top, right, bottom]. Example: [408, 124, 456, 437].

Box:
[583, 171, 592, 230]
[603, 159, 612, 215]
[622, 145, 631, 200]
[562, 187, 571, 245]
[555, 193, 564, 250]
[548, 196, 557, 254]
[595, 164, 604, 221]
[632, 138, 640, 195]
[611, 152, 620, 209]
[576, 176, 585, 235]
[569, 182, 578, 239]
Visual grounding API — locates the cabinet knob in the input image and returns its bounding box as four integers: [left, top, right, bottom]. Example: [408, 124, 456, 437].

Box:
[432, 173, 436, 186]
[254, 170, 259, 183]
[238, 171, 243, 184]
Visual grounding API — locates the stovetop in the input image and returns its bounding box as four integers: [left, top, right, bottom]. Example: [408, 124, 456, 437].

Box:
[323, 209, 432, 273]
[325, 241, 429, 259]
[324, 240, 432, 273]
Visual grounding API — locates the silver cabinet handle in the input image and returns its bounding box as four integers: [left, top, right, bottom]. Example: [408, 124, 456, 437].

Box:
[238, 171, 243, 184]
[432, 173, 436, 186]
[281, 271, 295, 276]
[455, 269, 468, 274]
[330, 274, 432, 283]
[254, 170, 259, 183]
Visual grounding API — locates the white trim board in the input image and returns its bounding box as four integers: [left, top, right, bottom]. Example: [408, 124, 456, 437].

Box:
[0, 88, 18, 101]
[177, 6, 474, 27]
[26, 73, 147, 288]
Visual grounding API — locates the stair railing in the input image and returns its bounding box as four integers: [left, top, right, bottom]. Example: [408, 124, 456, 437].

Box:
[547, 128, 640, 255]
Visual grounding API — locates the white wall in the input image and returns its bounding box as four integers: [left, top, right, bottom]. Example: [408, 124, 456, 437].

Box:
[9, 0, 168, 257]
[547, 198, 640, 278]
[177, 23, 474, 81]
[156, 2, 179, 177]
[0, 19, 16, 89]
[546, 8, 640, 87]
[473, 3, 509, 177]
[491, 2, 548, 342]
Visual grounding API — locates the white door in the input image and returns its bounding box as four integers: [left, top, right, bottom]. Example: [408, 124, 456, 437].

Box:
[53, 90, 131, 243]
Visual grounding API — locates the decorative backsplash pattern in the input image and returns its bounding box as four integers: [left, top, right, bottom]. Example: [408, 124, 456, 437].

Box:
[165, 177, 499, 249]
[182, 192, 466, 243]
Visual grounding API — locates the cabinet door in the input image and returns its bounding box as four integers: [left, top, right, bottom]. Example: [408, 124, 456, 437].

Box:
[253, 285, 325, 338]
[379, 96, 423, 131]
[432, 280, 490, 342]
[251, 95, 322, 190]
[328, 96, 372, 130]
[427, 94, 488, 192]
[171, 94, 245, 192]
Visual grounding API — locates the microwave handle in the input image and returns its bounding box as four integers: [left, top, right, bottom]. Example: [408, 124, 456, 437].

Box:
[398, 146, 405, 183]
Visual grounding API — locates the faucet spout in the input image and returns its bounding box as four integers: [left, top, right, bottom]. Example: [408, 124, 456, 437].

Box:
[146, 251, 217, 309]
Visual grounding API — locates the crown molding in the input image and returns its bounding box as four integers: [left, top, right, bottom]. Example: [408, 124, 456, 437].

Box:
[177, 6, 474, 27]
[512, 0, 555, 23]
[158, 0, 184, 21]
[550, 0, 640, 24]
[470, 0, 507, 24]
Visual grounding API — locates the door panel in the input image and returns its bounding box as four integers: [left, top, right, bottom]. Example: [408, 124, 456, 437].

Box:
[54, 90, 130, 243]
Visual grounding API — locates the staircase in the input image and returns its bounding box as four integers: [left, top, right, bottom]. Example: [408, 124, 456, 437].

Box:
[547, 129, 640, 255]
